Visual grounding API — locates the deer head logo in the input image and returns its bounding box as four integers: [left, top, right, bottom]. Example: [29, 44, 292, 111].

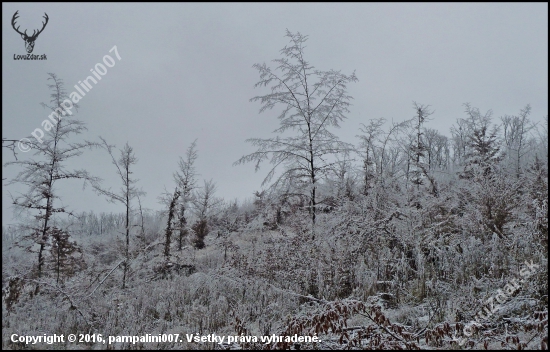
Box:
[11, 11, 49, 54]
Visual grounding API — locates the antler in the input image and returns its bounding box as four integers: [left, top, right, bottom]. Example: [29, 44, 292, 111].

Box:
[11, 10, 25, 36]
[29, 13, 49, 39]
[11, 11, 49, 39]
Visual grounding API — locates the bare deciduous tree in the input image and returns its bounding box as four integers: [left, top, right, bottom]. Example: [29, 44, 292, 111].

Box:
[234, 30, 358, 239]
[423, 128, 450, 171]
[501, 104, 533, 178]
[5, 73, 98, 278]
[93, 139, 144, 289]
[173, 140, 199, 251]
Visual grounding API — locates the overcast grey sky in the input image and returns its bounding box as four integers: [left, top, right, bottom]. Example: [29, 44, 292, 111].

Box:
[2, 3, 548, 224]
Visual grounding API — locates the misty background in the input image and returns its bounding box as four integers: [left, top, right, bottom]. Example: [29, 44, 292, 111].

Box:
[3, 2, 548, 225]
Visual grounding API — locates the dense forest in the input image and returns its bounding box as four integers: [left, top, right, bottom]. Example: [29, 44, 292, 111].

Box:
[2, 31, 548, 350]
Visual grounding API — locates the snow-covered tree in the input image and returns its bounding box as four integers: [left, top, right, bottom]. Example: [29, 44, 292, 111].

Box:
[173, 140, 198, 251]
[234, 30, 358, 239]
[191, 179, 220, 249]
[93, 140, 144, 289]
[5, 73, 98, 278]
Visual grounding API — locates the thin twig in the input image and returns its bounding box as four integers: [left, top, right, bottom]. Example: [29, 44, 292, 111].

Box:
[87, 259, 125, 297]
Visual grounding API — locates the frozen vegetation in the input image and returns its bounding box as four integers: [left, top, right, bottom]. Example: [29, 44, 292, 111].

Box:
[2, 31, 548, 350]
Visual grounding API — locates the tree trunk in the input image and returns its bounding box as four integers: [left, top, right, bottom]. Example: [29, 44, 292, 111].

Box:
[164, 188, 180, 258]
[178, 205, 187, 251]
[122, 168, 130, 290]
